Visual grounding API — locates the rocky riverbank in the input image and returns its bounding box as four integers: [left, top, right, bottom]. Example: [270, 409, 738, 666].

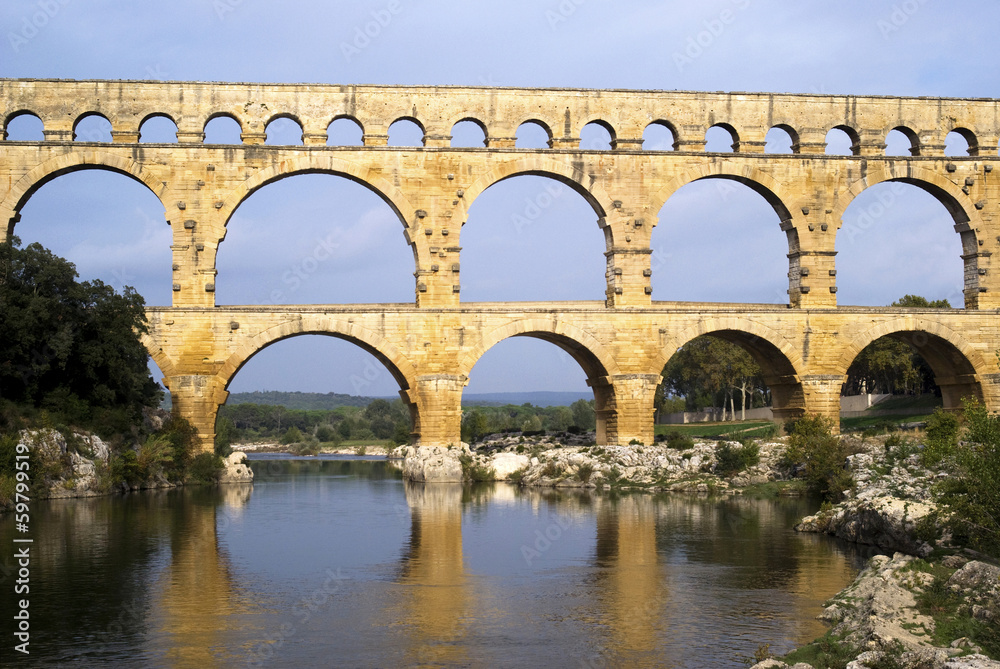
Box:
[8, 428, 252, 505]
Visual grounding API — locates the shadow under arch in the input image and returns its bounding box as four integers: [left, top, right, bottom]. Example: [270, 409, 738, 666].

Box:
[0, 151, 170, 237]
[668, 320, 806, 422]
[839, 318, 988, 410]
[459, 319, 624, 442]
[837, 165, 982, 307]
[217, 317, 420, 436]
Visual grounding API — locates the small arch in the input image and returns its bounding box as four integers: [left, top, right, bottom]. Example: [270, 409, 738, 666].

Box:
[138, 114, 178, 143]
[4, 111, 44, 141]
[515, 120, 552, 149]
[264, 115, 304, 146]
[73, 113, 112, 143]
[579, 120, 615, 150]
[705, 123, 738, 152]
[643, 121, 677, 151]
[387, 117, 424, 147]
[204, 114, 243, 144]
[886, 126, 919, 157]
[450, 118, 487, 148]
[327, 116, 363, 146]
[946, 128, 978, 157]
[765, 125, 798, 154]
[825, 125, 859, 156]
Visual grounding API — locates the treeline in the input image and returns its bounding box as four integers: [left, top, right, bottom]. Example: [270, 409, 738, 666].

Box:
[216, 398, 412, 447]
[461, 399, 595, 443]
[215, 398, 598, 447]
[227, 390, 375, 410]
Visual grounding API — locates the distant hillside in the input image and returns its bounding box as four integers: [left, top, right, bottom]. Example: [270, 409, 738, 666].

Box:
[226, 390, 375, 410]
[221, 390, 593, 411]
[461, 391, 593, 407]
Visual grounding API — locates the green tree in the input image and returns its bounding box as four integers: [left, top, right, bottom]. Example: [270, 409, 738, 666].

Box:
[843, 296, 949, 396]
[659, 336, 766, 420]
[0, 237, 161, 429]
[571, 399, 596, 430]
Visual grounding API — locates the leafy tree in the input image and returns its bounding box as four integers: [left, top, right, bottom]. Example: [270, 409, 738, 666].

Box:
[0, 237, 161, 431]
[570, 399, 596, 430]
[843, 295, 949, 396]
[659, 336, 766, 420]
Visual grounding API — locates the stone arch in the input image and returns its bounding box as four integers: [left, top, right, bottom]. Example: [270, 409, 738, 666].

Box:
[947, 127, 979, 156]
[3, 109, 44, 139]
[218, 316, 417, 393]
[652, 161, 794, 224]
[579, 118, 617, 149]
[218, 154, 417, 231]
[140, 333, 178, 380]
[706, 123, 740, 152]
[462, 156, 614, 224]
[667, 318, 806, 421]
[0, 151, 170, 238]
[72, 112, 113, 142]
[837, 318, 988, 408]
[458, 318, 621, 381]
[459, 318, 624, 443]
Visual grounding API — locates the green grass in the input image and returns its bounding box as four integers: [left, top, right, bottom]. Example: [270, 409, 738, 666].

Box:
[870, 394, 942, 412]
[654, 420, 774, 438]
[841, 413, 934, 431]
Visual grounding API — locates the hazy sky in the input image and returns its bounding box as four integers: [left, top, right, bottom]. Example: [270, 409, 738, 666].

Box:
[2, 0, 995, 397]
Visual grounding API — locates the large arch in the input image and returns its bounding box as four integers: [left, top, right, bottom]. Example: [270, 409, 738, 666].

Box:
[462, 156, 614, 224]
[0, 151, 170, 237]
[651, 162, 794, 222]
[218, 154, 416, 230]
[459, 319, 624, 443]
[837, 319, 987, 409]
[667, 319, 806, 421]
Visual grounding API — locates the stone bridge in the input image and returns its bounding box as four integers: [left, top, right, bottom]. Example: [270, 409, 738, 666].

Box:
[2, 79, 1000, 450]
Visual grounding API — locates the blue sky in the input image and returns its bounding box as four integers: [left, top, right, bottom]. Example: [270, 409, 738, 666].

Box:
[2, 0, 995, 397]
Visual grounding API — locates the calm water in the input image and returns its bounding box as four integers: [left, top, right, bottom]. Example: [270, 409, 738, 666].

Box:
[1, 456, 873, 668]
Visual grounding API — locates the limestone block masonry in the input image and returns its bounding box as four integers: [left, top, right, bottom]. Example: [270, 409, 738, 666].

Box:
[2, 79, 1000, 451]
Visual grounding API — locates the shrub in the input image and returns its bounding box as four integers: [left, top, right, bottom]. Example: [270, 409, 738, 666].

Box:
[785, 414, 855, 502]
[576, 462, 595, 483]
[664, 431, 694, 451]
[280, 426, 303, 445]
[188, 452, 223, 483]
[714, 441, 760, 477]
[935, 398, 1000, 556]
[921, 408, 959, 467]
[315, 424, 337, 443]
[508, 467, 526, 485]
[540, 460, 563, 479]
[109, 449, 143, 487]
[136, 435, 174, 480]
[458, 454, 496, 482]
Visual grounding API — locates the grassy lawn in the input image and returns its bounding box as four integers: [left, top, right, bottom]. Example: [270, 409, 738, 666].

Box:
[870, 394, 942, 412]
[655, 421, 777, 439]
[840, 413, 933, 431]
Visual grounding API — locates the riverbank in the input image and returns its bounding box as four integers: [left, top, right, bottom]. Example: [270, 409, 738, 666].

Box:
[1, 428, 253, 509]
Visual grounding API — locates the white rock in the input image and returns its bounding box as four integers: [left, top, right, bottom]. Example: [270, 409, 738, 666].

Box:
[219, 451, 254, 483]
[491, 452, 530, 479]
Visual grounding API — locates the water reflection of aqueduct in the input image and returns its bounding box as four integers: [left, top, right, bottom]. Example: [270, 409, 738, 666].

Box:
[2, 79, 1000, 449]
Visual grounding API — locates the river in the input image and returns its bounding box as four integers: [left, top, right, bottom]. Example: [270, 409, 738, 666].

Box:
[1, 455, 873, 668]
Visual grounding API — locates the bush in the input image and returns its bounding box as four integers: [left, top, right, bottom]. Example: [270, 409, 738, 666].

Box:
[714, 441, 760, 477]
[936, 398, 1000, 556]
[784, 414, 855, 502]
[921, 408, 959, 467]
[109, 449, 144, 487]
[576, 462, 595, 483]
[280, 426, 303, 445]
[458, 454, 496, 483]
[188, 452, 223, 483]
[664, 431, 695, 451]
[315, 424, 337, 443]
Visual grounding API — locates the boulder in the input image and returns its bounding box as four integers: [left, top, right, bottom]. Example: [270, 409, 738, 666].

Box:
[219, 451, 254, 483]
[490, 452, 530, 479]
[401, 445, 467, 482]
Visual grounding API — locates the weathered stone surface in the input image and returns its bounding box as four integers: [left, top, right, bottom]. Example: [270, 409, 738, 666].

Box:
[4, 79, 1000, 452]
[219, 451, 254, 483]
[401, 445, 467, 482]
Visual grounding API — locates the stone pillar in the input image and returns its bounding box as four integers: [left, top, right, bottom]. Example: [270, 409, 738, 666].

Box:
[485, 136, 516, 149]
[170, 211, 221, 308]
[240, 132, 266, 145]
[917, 129, 947, 157]
[767, 374, 807, 424]
[549, 136, 580, 149]
[422, 133, 451, 148]
[795, 128, 829, 155]
[605, 374, 661, 446]
[798, 375, 844, 433]
[408, 374, 464, 447]
[363, 133, 389, 147]
[676, 124, 707, 152]
[936, 373, 985, 412]
[164, 374, 228, 453]
[786, 205, 839, 308]
[857, 128, 887, 156]
[604, 209, 653, 308]
[302, 132, 327, 146]
[976, 373, 1000, 414]
[111, 129, 140, 143]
